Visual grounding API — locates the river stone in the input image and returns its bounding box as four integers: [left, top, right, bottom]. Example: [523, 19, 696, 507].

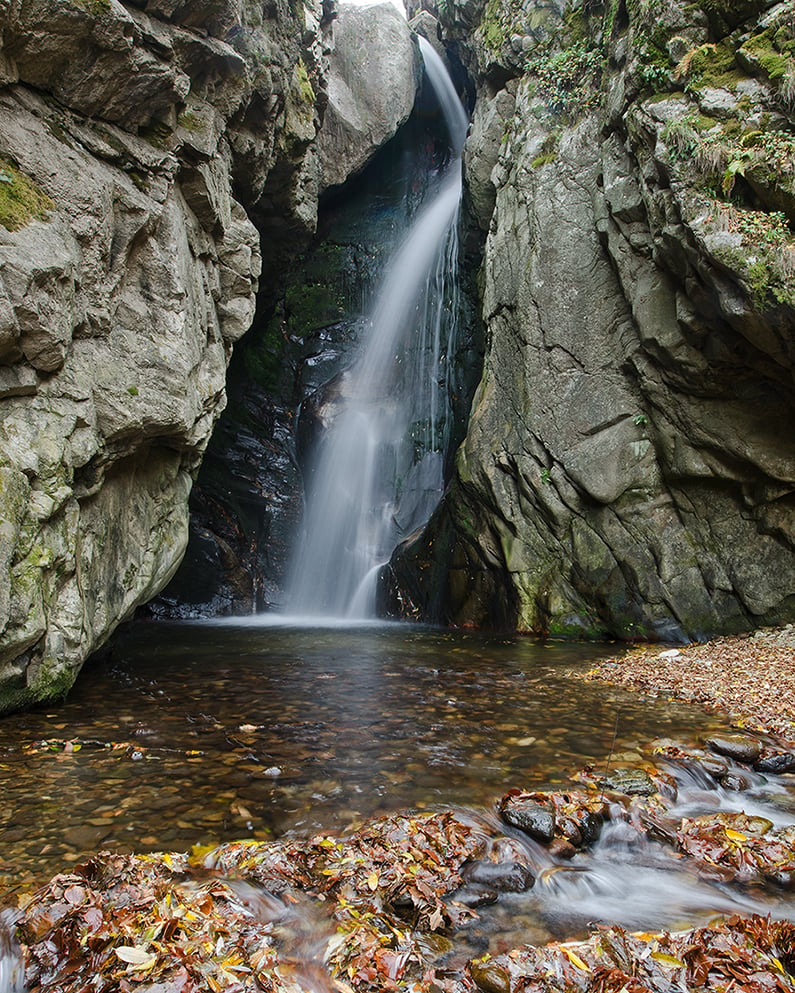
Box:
[600, 768, 657, 797]
[461, 859, 535, 892]
[720, 770, 752, 791]
[317, 3, 420, 191]
[450, 884, 499, 908]
[698, 755, 729, 779]
[470, 960, 511, 993]
[500, 800, 555, 842]
[755, 751, 795, 774]
[706, 734, 763, 764]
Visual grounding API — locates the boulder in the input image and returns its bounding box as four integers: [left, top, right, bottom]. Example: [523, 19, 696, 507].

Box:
[317, 3, 420, 190]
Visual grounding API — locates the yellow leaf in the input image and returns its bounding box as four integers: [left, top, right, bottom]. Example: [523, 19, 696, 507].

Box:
[561, 947, 590, 971]
[725, 828, 747, 842]
[367, 872, 379, 891]
[651, 952, 685, 968]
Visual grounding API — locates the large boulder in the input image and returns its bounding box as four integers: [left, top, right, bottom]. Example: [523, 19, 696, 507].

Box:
[317, 3, 420, 190]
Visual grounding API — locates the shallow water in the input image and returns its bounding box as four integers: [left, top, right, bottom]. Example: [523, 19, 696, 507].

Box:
[0, 619, 737, 900]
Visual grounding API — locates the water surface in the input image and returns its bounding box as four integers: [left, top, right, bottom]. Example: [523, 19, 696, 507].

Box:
[0, 620, 732, 898]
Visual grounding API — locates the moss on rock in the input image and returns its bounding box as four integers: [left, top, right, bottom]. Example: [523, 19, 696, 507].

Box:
[0, 160, 54, 231]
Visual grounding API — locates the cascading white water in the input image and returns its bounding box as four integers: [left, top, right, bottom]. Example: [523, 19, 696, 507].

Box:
[286, 40, 469, 618]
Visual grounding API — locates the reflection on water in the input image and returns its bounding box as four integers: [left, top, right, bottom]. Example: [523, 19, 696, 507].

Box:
[0, 620, 747, 901]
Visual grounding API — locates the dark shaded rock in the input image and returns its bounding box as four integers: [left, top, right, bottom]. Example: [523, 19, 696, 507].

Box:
[500, 800, 555, 842]
[706, 734, 763, 764]
[720, 771, 753, 791]
[461, 859, 534, 892]
[754, 751, 795, 774]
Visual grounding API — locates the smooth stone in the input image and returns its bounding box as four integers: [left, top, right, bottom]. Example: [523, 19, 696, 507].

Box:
[720, 770, 752, 791]
[706, 734, 762, 764]
[754, 751, 795, 774]
[470, 960, 511, 993]
[698, 755, 729, 779]
[449, 884, 500, 908]
[461, 859, 535, 892]
[500, 800, 555, 842]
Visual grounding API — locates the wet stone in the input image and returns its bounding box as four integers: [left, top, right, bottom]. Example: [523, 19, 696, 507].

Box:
[720, 770, 752, 791]
[698, 755, 729, 779]
[470, 959, 511, 993]
[450, 884, 499, 908]
[461, 859, 535, 892]
[754, 751, 795, 774]
[601, 768, 656, 796]
[500, 800, 555, 841]
[706, 734, 762, 764]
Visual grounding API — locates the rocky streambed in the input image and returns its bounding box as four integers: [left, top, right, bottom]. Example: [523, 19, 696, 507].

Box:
[6, 722, 795, 993]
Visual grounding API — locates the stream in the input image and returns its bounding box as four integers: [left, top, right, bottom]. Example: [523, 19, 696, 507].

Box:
[3, 620, 790, 925]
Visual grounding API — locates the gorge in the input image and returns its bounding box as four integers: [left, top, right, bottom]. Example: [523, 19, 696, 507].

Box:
[0, 0, 793, 709]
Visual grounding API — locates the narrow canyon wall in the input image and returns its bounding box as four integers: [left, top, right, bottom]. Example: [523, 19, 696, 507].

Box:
[394, 0, 795, 641]
[0, 0, 333, 711]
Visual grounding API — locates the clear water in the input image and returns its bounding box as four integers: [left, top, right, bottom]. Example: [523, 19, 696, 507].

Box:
[0, 620, 738, 897]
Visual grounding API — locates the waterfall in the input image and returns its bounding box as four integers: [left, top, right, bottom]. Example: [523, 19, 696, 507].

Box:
[286, 39, 468, 619]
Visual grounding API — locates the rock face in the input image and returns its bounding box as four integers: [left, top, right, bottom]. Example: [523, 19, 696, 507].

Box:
[394, 0, 795, 640]
[0, 0, 331, 711]
[318, 2, 421, 190]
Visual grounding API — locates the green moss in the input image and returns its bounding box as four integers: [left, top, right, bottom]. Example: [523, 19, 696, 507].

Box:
[531, 151, 558, 168]
[480, 0, 510, 53]
[127, 386, 139, 396]
[0, 160, 54, 231]
[177, 111, 205, 133]
[295, 58, 315, 104]
[742, 30, 792, 81]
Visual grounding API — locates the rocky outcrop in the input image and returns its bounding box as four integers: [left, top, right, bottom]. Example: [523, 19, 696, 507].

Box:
[318, 2, 421, 190]
[394, 0, 795, 640]
[0, 0, 331, 711]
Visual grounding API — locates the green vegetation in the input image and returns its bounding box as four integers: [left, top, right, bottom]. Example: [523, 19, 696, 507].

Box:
[531, 130, 560, 168]
[177, 112, 205, 133]
[0, 160, 54, 231]
[528, 43, 603, 122]
[295, 58, 315, 104]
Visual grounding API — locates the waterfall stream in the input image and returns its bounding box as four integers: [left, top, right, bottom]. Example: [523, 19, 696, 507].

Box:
[286, 40, 469, 618]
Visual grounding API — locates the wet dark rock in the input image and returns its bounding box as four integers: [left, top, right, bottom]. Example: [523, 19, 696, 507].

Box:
[500, 800, 555, 842]
[698, 755, 730, 779]
[548, 838, 577, 860]
[460, 859, 534, 892]
[754, 751, 795, 774]
[470, 959, 511, 993]
[720, 771, 753, 791]
[706, 734, 763, 764]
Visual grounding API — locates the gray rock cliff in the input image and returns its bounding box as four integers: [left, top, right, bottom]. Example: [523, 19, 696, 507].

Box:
[0, 0, 333, 711]
[393, 0, 795, 640]
[0, 0, 424, 712]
